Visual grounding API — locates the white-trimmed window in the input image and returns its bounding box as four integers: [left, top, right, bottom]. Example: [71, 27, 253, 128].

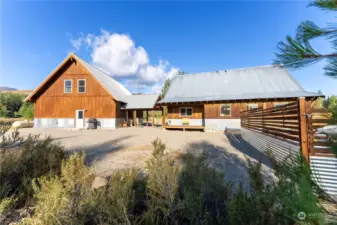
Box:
[78, 79, 86, 93]
[180, 107, 192, 117]
[220, 104, 231, 116]
[64, 80, 72, 93]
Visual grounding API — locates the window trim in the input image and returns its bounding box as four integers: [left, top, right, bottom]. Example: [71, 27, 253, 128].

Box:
[179, 107, 193, 117]
[64, 79, 72, 93]
[77, 79, 86, 93]
[220, 104, 231, 116]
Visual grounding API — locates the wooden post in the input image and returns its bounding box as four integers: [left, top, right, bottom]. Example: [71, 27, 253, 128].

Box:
[162, 106, 166, 128]
[126, 110, 128, 126]
[133, 110, 137, 127]
[298, 97, 309, 163]
[146, 110, 148, 126]
[152, 109, 155, 127]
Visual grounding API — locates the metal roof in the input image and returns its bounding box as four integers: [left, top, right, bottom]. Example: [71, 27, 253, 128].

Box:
[159, 65, 320, 103]
[75, 55, 131, 102]
[121, 94, 159, 109]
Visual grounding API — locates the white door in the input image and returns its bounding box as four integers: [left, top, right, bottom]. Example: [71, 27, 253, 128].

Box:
[75, 110, 84, 129]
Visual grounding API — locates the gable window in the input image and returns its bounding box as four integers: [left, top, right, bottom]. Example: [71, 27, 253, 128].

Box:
[78, 79, 86, 93]
[64, 80, 72, 93]
[220, 104, 231, 116]
[180, 107, 193, 117]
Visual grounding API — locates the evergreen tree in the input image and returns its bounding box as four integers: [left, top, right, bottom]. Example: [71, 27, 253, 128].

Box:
[274, 0, 337, 78]
[160, 71, 185, 98]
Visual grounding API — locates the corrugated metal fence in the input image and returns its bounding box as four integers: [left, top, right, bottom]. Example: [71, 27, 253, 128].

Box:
[240, 101, 337, 197]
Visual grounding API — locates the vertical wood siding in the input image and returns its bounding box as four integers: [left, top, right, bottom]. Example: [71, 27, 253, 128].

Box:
[167, 104, 204, 119]
[34, 59, 117, 118]
[204, 103, 246, 119]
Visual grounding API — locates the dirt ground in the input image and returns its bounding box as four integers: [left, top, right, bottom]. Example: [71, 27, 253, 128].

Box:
[19, 127, 275, 185]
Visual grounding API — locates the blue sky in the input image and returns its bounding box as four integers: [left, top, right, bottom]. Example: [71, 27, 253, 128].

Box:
[1, 1, 336, 95]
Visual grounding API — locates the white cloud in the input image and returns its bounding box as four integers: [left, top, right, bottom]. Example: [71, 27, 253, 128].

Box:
[70, 30, 179, 93]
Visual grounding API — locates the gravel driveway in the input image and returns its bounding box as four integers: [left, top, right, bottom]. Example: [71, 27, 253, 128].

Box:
[19, 127, 275, 184]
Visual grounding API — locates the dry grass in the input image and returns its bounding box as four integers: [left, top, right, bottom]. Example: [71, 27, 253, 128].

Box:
[0, 118, 22, 122]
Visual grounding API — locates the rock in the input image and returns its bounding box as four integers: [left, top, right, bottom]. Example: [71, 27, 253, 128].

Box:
[91, 176, 108, 190]
[12, 120, 33, 128]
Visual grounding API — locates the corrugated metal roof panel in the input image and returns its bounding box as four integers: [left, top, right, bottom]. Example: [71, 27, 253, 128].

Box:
[75, 55, 131, 102]
[159, 65, 319, 103]
[121, 94, 159, 109]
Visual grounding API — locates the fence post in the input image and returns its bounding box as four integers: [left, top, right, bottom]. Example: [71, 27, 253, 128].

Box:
[298, 97, 309, 163]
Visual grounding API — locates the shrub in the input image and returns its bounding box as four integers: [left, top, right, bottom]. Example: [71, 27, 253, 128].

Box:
[0, 122, 66, 212]
[16, 138, 336, 225]
[0, 93, 25, 117]
[83, 169, 140, 224]
[0, 105, 7, 118]
[23, 152, 94, 225]
[18, 102, 34, 120]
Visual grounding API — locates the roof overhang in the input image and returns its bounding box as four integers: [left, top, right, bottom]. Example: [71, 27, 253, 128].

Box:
[158, 94, 323, 105]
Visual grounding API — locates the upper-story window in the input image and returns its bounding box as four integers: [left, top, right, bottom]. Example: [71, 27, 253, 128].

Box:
[78, 79, 86, 93]
[220, 104, 231, 116]
[64, 80, 72, 93]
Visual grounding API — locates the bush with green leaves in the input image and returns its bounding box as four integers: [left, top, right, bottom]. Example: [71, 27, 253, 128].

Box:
[17, 137, 336, 225]
[18, 102, 34, 120]
[0, 93, 26, 117]
[0, 121, 66, 220]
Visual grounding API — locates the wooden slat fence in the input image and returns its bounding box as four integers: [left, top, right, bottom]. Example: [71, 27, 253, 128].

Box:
[307, 108, 334, 157]
[241, 102, 300, 144]
[241, 100, 336, 197]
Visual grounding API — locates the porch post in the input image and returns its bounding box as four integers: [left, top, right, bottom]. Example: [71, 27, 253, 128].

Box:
[298, 97, 309, 163]
[146, 110, 148, 126]
[133, 110, 137, 127]
[152, 109, 155, 127]
[162, 106, 166, 127]
[125, 110, 128, 126]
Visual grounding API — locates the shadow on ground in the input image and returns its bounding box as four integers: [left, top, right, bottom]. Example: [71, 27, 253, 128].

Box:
[224, 132, 273, 168]
[68, 135, 133, 166]
[184, 139, 275, 189]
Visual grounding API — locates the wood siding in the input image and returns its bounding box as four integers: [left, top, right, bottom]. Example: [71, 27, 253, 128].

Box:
[167, 102, 294, 120]
[204, 103, 246, 119]
[167, 105, 203, 119]
[34, 59, 118, 118]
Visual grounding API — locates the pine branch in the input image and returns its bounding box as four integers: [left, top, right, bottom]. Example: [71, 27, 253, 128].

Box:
[310, 0, 337, 11]
[296, 20, 337, 41]
[324, 58, 337, 78]
[274, 36, 324, 68]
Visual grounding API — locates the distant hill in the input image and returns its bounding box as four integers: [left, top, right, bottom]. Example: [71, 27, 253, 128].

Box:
[0, 87, 32, 95]
[0, 86, 17, 91]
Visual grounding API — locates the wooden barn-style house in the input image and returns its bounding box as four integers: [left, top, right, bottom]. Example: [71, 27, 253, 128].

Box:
[26, 53, 321, 130]
[158, 65, 321, 131]
[25, 53, 159, 129]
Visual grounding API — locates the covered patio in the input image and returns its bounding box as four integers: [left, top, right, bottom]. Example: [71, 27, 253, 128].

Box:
[121, 94, 165, 127]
